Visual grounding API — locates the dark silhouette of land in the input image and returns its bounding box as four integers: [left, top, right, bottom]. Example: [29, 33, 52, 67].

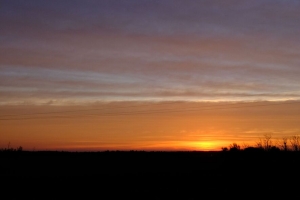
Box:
[1, 149, 300, 199]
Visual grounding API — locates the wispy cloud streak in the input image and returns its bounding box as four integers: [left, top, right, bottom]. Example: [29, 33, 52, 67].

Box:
[1, 0, 300, 104]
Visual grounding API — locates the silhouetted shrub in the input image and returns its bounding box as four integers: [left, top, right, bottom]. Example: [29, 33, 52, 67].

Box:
[221, 147, 228, 152]
[269, 146, 280, 152]
[243, 147, 264, 153]
[17, 146, 23, 152]
[0, 144, 23, 152]
[229, 143, 240, 152]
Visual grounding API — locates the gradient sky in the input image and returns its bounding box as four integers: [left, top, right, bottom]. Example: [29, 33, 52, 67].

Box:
[1, 0, 300, 151]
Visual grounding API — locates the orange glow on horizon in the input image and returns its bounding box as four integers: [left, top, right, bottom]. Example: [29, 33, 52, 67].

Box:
[1, 101, 300, 151]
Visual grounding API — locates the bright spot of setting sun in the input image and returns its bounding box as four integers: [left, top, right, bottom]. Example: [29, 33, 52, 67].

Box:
[186, 141, 220, 151]
[198, 141, 215, 150]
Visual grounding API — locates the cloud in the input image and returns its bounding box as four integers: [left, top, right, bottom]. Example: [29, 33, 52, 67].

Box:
[1, 0, 300, 104]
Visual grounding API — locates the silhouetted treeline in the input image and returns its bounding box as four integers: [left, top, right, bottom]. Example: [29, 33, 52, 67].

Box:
[1, 149, 300, 198]
[1, 135, 300, 198]
[222, 134, 300, 152]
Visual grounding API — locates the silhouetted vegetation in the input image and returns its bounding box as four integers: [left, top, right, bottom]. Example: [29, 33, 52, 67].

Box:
[229, 143, 240, 152]
[289, 135, 300, 151]
[223, 135, 300, 152]
[1, 136, 300, 198]
[0, 142, 22, 152]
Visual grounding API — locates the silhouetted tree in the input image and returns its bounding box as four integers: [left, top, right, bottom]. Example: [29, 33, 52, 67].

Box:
[263, 134, 272, 151]
[278, 137, 289, 151]
[4, 142, 14, 151]
[256, 134, 273, 151]
[290, 136, 300, 151]
[229, 143, 240, 152]
[256, 138, 263, 149]
[242, 143, 250, 149]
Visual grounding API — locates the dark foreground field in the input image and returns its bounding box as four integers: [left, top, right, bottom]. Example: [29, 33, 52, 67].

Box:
[1, 151, 300, 199]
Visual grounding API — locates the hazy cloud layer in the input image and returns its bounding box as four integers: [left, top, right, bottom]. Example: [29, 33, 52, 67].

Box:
[1, 0, 300, 104]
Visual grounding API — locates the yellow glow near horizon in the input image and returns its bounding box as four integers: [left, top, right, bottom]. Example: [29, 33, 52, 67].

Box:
[198, 141, 215, 150]
[184, 141, 225, 151]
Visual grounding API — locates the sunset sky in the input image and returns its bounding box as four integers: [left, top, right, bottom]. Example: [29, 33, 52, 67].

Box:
[1, 0, 300, 151]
